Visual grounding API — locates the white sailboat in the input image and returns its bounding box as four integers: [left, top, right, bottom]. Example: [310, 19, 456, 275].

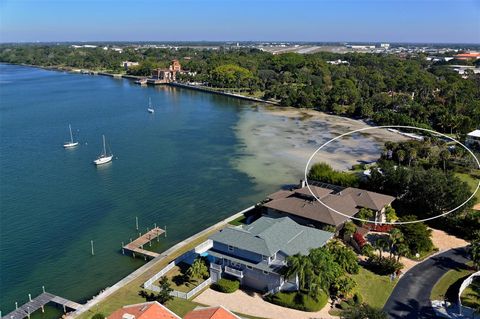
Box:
[63, 124, 79, 148]
[94, 135, 113, 165]
[147, 97, 155, 113]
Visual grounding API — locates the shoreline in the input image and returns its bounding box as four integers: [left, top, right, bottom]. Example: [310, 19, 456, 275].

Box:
[68, 205, 255, 318]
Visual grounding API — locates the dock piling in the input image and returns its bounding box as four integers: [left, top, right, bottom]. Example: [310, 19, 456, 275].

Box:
[165, 225, 167, 238]
[91, 240, 94, 256]
[135, 216, 139, 230]
[28, 294, 31, 302]
[121, 242, 125, 254]
[15, 302, 18, 310]
[42, 285, 45, 293]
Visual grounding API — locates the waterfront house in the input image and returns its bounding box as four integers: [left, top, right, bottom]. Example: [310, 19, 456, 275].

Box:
[108, 301, 181, 319]
[207, 216, 333, 292]
[263, 184, 395, 229]
[184, 306, 240, 319]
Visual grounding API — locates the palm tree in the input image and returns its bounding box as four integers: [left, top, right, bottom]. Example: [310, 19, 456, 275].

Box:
[389, 229, 404, 258]
[186, 258, 208, 281]
[439, 149, 450, 171]
[407, 148, 417, 166]
[471, 234, 480, 270]
[396, 243, 410, 263]
[285, 254, 312, 290]
[374, 237, 389, 258]
[396, 149, 406, 165]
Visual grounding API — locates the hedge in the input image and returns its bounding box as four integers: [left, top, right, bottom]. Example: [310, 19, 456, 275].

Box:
[265, 291, 328, 312]
[211, 278, 239, 293]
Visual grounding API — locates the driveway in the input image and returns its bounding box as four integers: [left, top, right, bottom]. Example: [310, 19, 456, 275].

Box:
[383, 247, 470, 319]
[194, 288, 335, 319]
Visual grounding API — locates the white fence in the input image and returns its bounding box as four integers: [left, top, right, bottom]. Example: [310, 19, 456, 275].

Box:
[143, 241, 214, 299]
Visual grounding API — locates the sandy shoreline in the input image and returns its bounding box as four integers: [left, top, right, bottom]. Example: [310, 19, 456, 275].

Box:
[232, 105, 408, 188]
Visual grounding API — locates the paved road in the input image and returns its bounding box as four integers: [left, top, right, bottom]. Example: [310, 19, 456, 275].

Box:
[384, 247, 470, 319]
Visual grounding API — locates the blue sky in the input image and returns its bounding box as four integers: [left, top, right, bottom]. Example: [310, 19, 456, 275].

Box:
[1, 0, 479, 43]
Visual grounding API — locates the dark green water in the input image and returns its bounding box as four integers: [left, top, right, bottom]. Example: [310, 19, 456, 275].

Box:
[0, 64, 275, 314]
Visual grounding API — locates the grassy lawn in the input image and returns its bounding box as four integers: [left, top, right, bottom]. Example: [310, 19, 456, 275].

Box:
[350, 266, 398, 308]
[461, 278, 480, 309]
[228, 215, 247, 226]
[430, 262, 474, 301]
[165, 262, 204, 293]
[455, 172, 479, 204]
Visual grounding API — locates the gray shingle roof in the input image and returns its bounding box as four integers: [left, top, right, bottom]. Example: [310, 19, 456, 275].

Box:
[210, 216, 333, 257]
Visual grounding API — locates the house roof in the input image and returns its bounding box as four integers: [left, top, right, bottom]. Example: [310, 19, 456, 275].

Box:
[209, 216, 333, 257]
[467, 130, 480, 138]
[263, 186, 395, 226]
[184, 306, 240, 319]
[107, 302, 180, 319]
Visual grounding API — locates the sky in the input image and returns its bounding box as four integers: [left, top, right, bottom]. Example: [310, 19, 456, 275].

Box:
[0, 0, 479, 43]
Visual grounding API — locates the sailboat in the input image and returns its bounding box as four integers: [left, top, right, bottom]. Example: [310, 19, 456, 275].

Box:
[147, 97, 155, 113]
[93, 135, 113, 165]
[63, 124, 79, 148]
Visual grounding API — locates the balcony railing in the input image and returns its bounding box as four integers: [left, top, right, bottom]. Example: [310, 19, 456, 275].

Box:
[210, 263, 222, 272]
[224, 266, 244, 278]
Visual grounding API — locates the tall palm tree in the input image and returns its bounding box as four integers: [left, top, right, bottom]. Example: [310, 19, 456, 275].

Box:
[439, 149, 450, 171]
[396, 150, 406, 165]
[389, 229, 404, 258]
[285, 254, 312, 290]
[407, 148, 417, 166]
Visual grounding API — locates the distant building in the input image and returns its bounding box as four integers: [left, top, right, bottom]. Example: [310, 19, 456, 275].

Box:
[151, 60, 182, 83]
[454, 52, 480, 60]
[107, 301, 180, 319]
[380, 43, 390, 49]
[184, 306, 241, 319]
[327, 59, 349, 65]
[207, 216, 333, 293]
[121, 61, 139, 70]
[466, 130, 480, 149]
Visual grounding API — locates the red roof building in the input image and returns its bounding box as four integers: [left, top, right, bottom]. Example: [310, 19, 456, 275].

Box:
[454, 52, 480, 60]
[107, 302, 180, 319]
[183, 306, 241, 319]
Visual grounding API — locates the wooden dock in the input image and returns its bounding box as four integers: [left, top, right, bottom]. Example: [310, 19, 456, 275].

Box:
[123, 227, 165, 259]
[2, 292, 82, 319]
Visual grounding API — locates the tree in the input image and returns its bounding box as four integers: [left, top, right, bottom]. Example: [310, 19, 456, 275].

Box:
[340, 304, 388, 319]
[343, 221, 357, 238]
[471, 231, 480, 270]
[396, 149, 406, 165]
[398, 216, 433, 256]
[388, 228, 404, 258]
[157, 276, 174, 303]
[331, 276, 356, 299]
[407, 148, 417, 166]
[285, 254, 312, 291]
[385, 206, 398, 223]
[439, 149, 450, 171]
[357, 208, 374, 225]
[327, 240, 360, 274]
[186, 258, 209, 281]
[91, 314, 105, 319]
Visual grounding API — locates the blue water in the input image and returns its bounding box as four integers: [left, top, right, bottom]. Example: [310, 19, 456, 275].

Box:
[0, 64, 276, 313]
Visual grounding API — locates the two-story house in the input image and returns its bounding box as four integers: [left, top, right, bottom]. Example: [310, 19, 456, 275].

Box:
[207, 216, 333, 293]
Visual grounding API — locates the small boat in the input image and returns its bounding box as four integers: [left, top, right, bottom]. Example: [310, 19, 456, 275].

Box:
[147, 98, 155, 113]
[94, 135, 113, 165]
[63, 124, 79, 148]
[135, 78, 147, 85]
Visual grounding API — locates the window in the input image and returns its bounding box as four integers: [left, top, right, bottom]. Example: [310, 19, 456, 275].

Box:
[246, 265, 253, 270]
[228, 245, 234, 251]
[262, 255, 268, 261]
[263, 270, 269, 275]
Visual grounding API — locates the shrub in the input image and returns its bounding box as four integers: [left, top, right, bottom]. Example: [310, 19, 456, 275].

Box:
[338, 300, 351, 310]
[308, 162, 360, 187]
[366, 255, 404, 275]
[91, 314, 105, 319]
[353, 232, 367, 248]
[361, 244, 374, 257]
[265, 291, 328, 312]
[211, 278, 239, 293]
[353, 292, 363, 304]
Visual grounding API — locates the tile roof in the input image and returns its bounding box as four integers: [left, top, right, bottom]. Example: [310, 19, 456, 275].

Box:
[107, 302, 180, 319]
[209, 216, 333, 257]
[263, 186, 395, 226]
[184, 306, 241, 319]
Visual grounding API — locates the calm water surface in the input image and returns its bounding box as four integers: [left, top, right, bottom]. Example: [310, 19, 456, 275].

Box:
[0, 64, 279, 313]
